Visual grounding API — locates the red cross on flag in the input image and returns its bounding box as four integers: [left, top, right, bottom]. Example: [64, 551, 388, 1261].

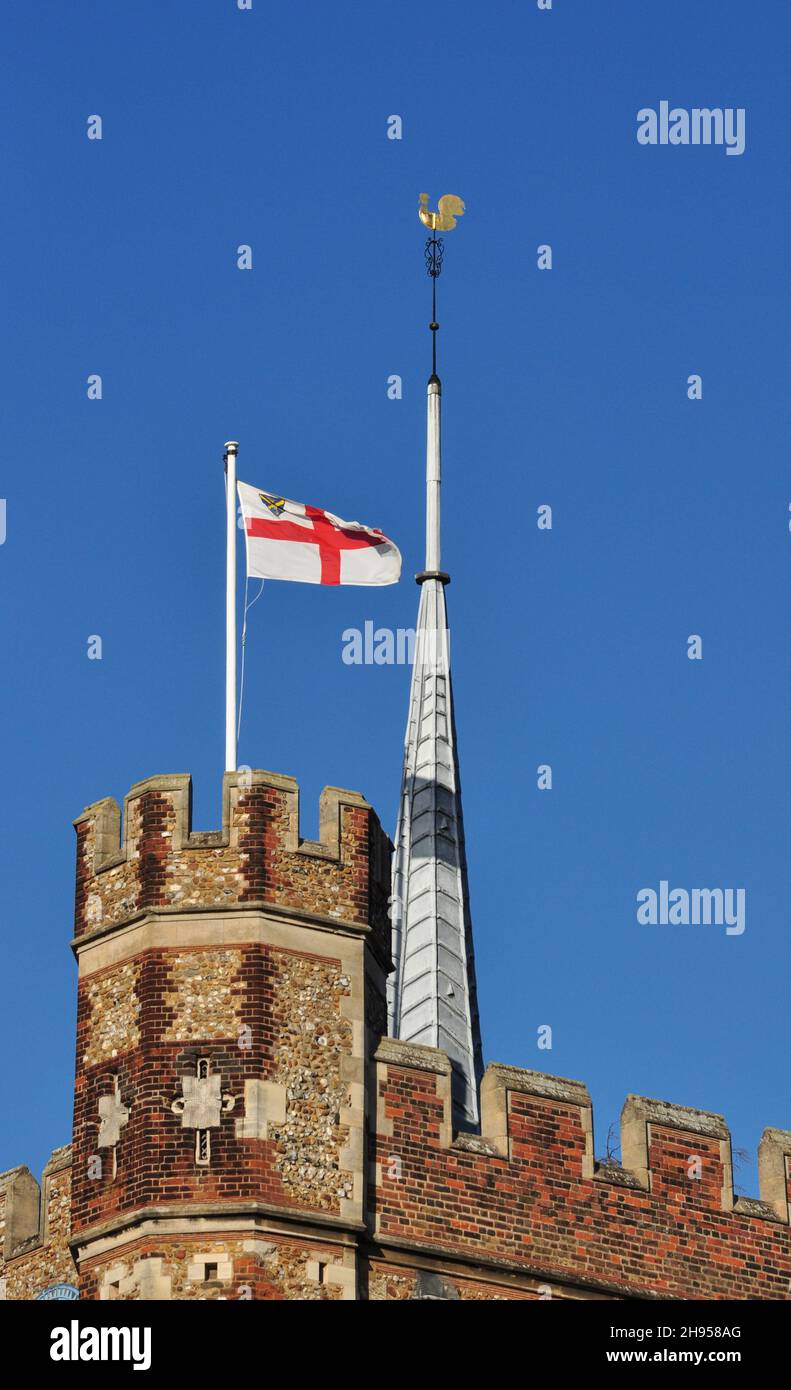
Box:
[238, 481, 402, 587]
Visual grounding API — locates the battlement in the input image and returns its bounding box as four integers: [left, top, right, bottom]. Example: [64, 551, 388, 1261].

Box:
[371, 1044, 791, 1299]
[73, 770, 392, 959]
[0, 1148, 76, 1299]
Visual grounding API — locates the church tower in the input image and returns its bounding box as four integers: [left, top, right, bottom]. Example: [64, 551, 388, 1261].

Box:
[387, 209, 484, 1129]
[68, 771, 392, 1300]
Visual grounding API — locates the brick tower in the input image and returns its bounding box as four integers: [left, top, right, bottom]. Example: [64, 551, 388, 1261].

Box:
[69, 769, 390, 1300]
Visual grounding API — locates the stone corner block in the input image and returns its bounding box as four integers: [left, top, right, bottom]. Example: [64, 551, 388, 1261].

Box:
[235, 1079, 287, 1140]
[373, 1037, 452, 1075]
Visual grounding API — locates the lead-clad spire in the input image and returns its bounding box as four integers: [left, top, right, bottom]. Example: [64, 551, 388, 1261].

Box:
[387, 211, 484, 1128]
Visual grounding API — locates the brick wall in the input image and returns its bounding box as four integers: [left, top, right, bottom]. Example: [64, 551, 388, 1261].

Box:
[71, 941, 358, 1243]
[369, 1046, 791, 1300]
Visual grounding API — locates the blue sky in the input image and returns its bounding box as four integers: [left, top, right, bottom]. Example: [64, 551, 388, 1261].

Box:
[1, 0, 789, 1193]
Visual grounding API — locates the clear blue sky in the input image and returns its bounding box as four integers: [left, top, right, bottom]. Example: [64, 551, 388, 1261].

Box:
[1, 0, 788, 1195]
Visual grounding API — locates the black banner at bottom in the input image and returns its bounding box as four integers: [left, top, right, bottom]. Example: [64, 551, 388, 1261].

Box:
[2, 1295, 782, 1376]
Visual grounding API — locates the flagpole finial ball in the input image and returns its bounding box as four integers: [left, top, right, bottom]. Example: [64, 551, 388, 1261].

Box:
[224, 441, 239, 455]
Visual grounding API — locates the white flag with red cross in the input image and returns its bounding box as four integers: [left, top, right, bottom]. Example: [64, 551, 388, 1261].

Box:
[237, 481, 401, 587]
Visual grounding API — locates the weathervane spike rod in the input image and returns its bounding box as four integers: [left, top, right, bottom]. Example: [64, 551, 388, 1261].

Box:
[418, 193, 465, 378]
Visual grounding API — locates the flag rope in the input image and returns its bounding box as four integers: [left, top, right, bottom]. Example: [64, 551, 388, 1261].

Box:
[236, 576, 265, 743]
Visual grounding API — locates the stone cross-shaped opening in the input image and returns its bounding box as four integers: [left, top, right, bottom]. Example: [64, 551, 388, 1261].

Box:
[171, 1057, 235, 1166]
[97, 1075, 129, 1179]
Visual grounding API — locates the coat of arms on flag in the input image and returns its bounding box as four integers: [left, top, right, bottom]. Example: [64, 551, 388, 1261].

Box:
[237, 480, 402, 587]
[259, 493, 285, 517]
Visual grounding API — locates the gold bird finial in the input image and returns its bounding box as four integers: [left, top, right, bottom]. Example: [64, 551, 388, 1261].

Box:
[418, 193, 466, 232]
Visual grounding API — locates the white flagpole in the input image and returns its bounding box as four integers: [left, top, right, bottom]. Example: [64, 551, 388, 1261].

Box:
[224, 441, 239, 772]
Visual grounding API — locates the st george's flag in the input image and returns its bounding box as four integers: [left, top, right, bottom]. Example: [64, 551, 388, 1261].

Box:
[237, 481, 402, 587]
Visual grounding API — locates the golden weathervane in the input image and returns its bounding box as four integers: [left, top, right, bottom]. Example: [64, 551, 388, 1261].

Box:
[418, 193, 466, 232]
[418, 194, 466, 376]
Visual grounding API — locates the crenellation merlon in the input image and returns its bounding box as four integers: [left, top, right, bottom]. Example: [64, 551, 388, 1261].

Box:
[621, 1093, 733, 1205]
[73, 770, 393, 946]
[758, 1127, 791, 1222]
[0, 1147, 72, 1261]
